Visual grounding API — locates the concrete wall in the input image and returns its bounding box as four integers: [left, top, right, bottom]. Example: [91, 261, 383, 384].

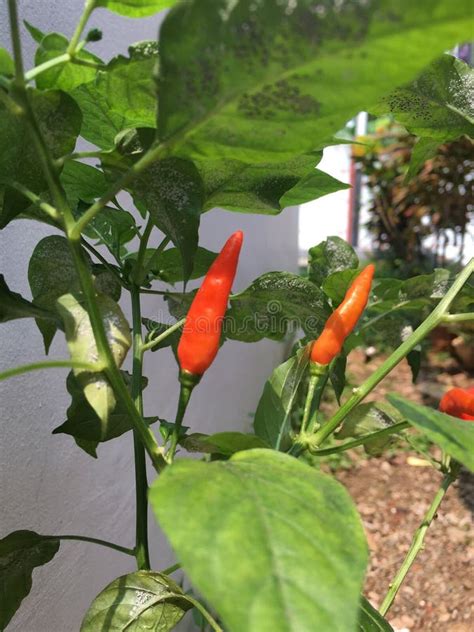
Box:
[0, 3, 299, 630]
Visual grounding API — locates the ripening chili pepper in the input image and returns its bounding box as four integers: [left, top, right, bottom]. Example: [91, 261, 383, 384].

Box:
[310, 264, 375, 366]
[177, 230, 243, 380]
[439, 386, 474, 421]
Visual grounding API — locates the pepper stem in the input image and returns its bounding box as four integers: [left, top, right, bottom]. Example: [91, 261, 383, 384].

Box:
[167, 371, 200, 461]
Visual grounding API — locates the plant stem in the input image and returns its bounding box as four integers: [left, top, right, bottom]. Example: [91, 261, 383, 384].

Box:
[44, 534, 135, 556]
[7, 0, 25, 83]
[184, 596, 224, 632]
[379, 467, 458, 616]
[443, 313, 474, 323]
[56, 150, 104, 167]
[141, 318, 186, 353]
[139, 288, 168, 296]
[131, 285, 151, 570]
[132, 217, 154, 284]
[67, 0, 97, 55]
[0, 360, 100, 383]
[161, 562, 181, 575]
[300, 375, 318, 434]
[10, 182, 59, 220]
[310, 259, 474, 447]
[308, 421, 409, 455]
[81, 238, 128, 288]
[24, 53, 71, 82]
[167, 382, 194, 461]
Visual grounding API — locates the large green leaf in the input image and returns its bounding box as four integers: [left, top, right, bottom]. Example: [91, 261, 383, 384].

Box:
[28, 235, 83, 352]
[254, 346, 310, 450]
[376, 55, 474, 142]
[56, 293, 131, 424]
[80, 570, 191, 631]
[359, 597, 394, 631]
[0, 275, 54, 324]
[158, 0, 471, 162]
[388, 395, 474, 472]
[71, 42, 157, 149]
[0, 530, 59, 630]
[34, 33, 102, 91]
[60, 160, 109, 207]
[127, 246, 217, 285]
[227, 272, 330, 341]
[133, 158, 204, 282]
[53, 371, 156, 455]
[96, 0, 179, 17]
[150, 449, 368, 632]
[0, 89, 82, 227]
[198, 152, 348, 214]
[308, 236, 359, 288]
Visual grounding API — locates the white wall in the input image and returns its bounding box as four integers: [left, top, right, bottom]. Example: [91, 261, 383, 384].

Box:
[0, 3, 299, 630]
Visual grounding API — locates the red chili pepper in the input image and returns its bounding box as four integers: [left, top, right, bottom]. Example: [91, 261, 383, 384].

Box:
[177, 231, 243, 378]
[439, 386, 474, 421]
[311, 264, 375, 366]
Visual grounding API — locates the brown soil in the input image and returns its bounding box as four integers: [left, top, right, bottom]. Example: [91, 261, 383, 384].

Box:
[336, 350, 474, 632]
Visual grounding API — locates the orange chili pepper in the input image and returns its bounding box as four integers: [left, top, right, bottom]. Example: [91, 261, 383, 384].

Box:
[439, 386, 474, 421]
[311, 264, 375, 366]
[178, 231, 243, 378]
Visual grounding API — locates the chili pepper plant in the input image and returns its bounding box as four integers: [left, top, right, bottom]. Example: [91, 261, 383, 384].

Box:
[1, 1, 473, 631]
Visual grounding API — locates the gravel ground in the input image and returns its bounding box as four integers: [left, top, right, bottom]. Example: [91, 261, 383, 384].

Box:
[334, 350, 473, 632]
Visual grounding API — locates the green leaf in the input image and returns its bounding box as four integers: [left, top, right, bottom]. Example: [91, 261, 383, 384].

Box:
[0, 530, 60, 630]
[77, 204, 137, 261]
[227, 272, 330, 342]
[71, 42, 157, 149]
[53, 371, 156, 449]
[133, 158, 204, 282]
[60, 160, 109, 207]
[80, 570, 191, 631]
[129, 246, 217, 285]
[181, 432, 269, 456]
[28, 235, 84, 352]
[142, 318, 181, 353]
[56, 293, 131, 424]
[323, 269, 360, 306]
[24, 20, 46, 44]
[0, 275, 54, 324]
[388, 395, 474, 472]
[404, 137, 440, 182]
[34, 33, 102, 91]
[150, 449, 368, 632]
[0, 89, 82, 227]
[406, 347, 422, 384]
[359, 597, 394, 631]
[254, 346, 310, 450]
[377, 55, 474, 142]
[93, 266, 122, 302]
[96, 0, 179, 17]
[198, 152, 348, 215]
[158, 0, 472, 162]
[329, 353, 347, 404]
[308, 236, 359, 288]
[0, 48, 14, 76]
[337, 402, 404, 456]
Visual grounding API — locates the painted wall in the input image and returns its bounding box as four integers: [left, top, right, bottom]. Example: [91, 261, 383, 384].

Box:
[0, 3, 299, 630]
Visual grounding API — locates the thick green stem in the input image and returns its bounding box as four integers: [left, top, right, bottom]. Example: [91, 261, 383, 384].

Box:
[311, 259, 474, 447]
[131, 286, 151, 570]
[167, 378, 196, 461]
[379, 467, 458, 616]
[443, 313, 474, 323]
[300, 375, 318, 434]
[67, 0, 97, 55]
[0, 360, 99, 383]
[44, 534, 134, 556]
[132, 217, 154, 285]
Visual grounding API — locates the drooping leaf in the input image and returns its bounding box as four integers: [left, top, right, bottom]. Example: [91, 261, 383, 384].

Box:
[254, 346, 310, 450]
[359, 597, 394, 631]
[127, 246, 217, 285]
[0, 90, 82, 227]
[227, 272, 331, 342]
[308, 236, 359, 288]
[406, 346, 422, 383]
[56, 293, 131, 424]
[404, 137, 440, 182]
[388, 395, 474, 472]
[0, 530, 60, 630]
[337, 402, 404, 456]
[53, 371, 156, 451]
[34, 33, 102, 91]
[150, 449, 368, 632]
[329, 353, 347, 404]
[0, 275, 55, 324]
[96, 0, 179, 17]
[0, 48, 14, 76]
[181, 432, 269, 456]
[71, 42, 158, 149]
[133, 158, 204, 282]
[197, 152, 348, 215]
[158, 0, 472, 163]
[376, 55, 474, 142]
[28, 235, 84, 352]
[80, 570, 191, 632]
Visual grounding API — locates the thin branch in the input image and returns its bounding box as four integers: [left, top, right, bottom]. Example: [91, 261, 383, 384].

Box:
[44, 534, 135, 556]
[141, 318, 186, 353]
[0, 360, 101, 383]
